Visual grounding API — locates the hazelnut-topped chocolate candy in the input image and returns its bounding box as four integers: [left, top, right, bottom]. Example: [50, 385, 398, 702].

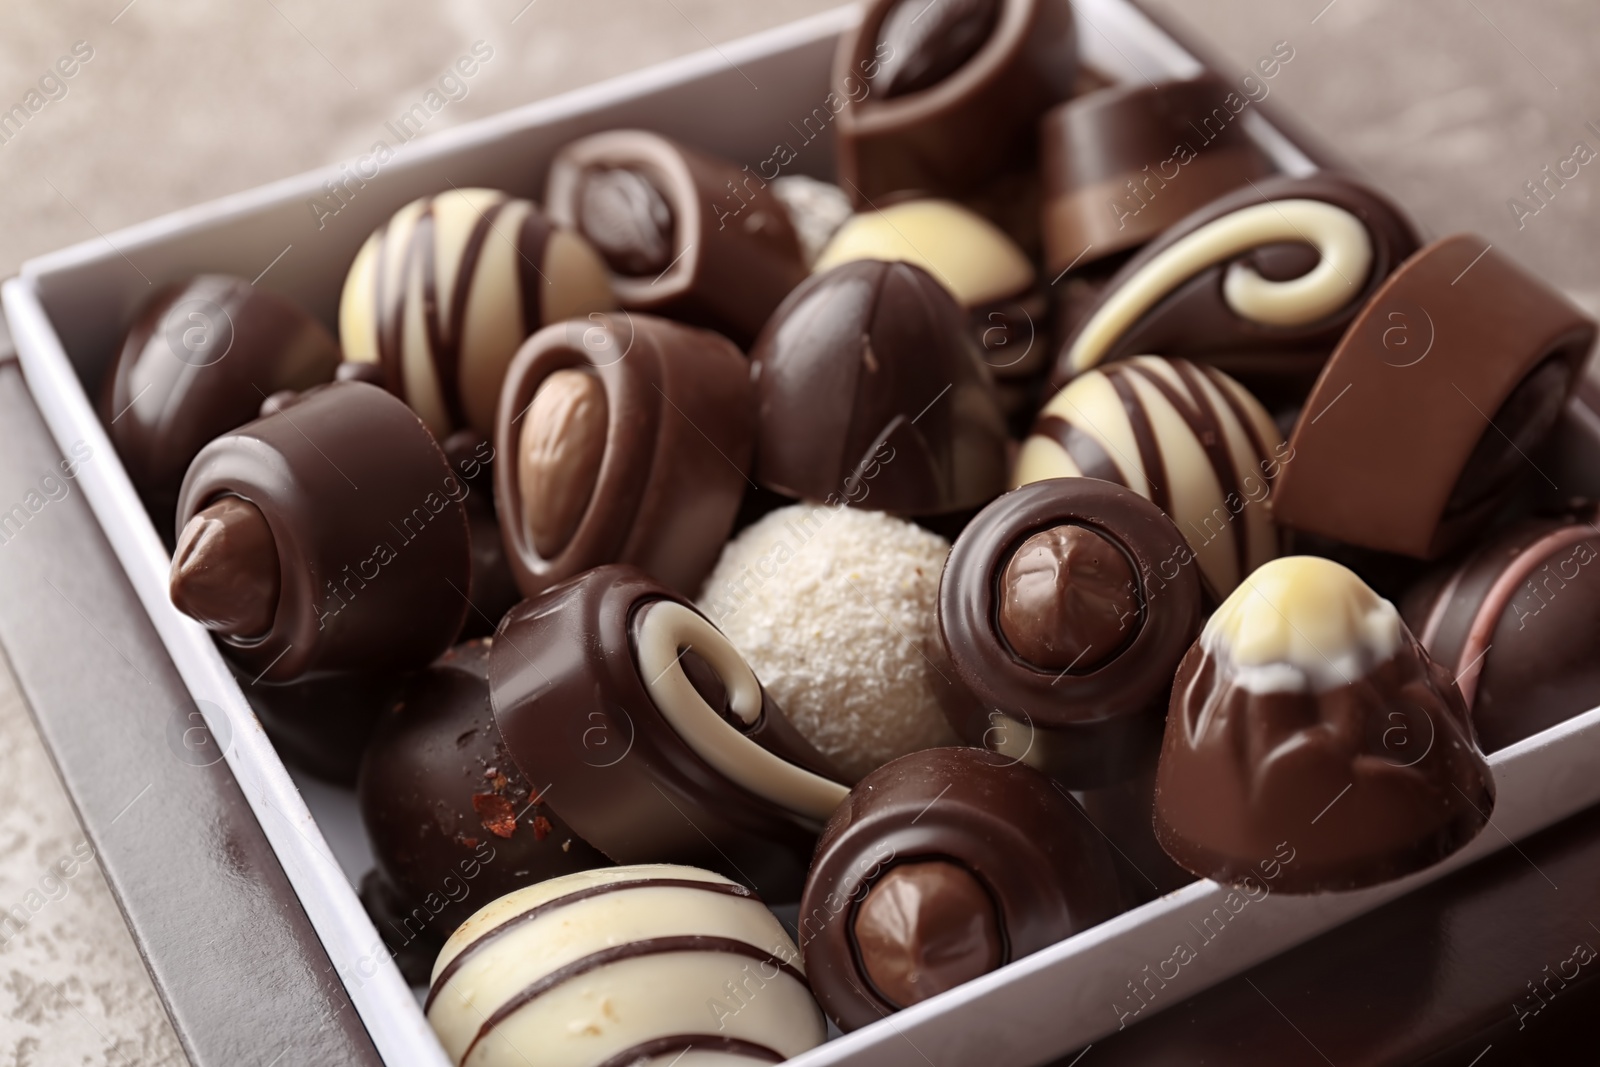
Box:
[100, 275, 341, 534]
[545, 130, 807, 347]
[1273, 234, 1597, 559]
[1015, 355, 1286, 598]
[833, 0, 1077, 204]
[799, 747, 1127, 1031]
[936, 478, 1203, 786]
[489, 565, 849, 902]
[1049, 174, 1421, 401]
[172, 381, 471, 682]
[339, 188, 615, 439]
[1403, 506, 1600, 753]
[1154, 556, 1495, 894]
[493, 313, 753, 599]
[750, 259, 1009, 517]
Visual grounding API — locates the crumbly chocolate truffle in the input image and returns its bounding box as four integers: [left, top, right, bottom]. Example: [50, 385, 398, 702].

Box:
[100, 275, 340, 532]
[800, 747, 1127, 1030]
[339, 188, 615, 438]
[1015, 355, 1286, 598]
[1154, 556, 1495, 893]
[699, 504, 959, 781]
[1403, 507, 1600, 752]
[426, 866, 825, 1067]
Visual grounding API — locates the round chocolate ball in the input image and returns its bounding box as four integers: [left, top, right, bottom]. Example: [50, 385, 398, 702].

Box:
[853, 860, 1004, 1007]
[997, 524, 1138, 671]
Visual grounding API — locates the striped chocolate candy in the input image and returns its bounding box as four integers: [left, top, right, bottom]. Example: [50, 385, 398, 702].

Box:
[339, 188, 615, 439]
[426, 864, 825, 1067]
[1013, 355, 1285, 597]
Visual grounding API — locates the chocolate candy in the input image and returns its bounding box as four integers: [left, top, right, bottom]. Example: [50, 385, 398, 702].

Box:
[489, 565, 848, 902]
[99, 275, 340, 532]
[1154, 556, 1495, 894]
[1014, 355, 1286, 598]
[834, 0, 1077, 204]
[1048, 174, 1421, 399]
[1039, 75, 1274, 276]
[492, 313, 753, 599]
[770, 174, 855, 266]
[233, 666, 401, 786]
[936, 478, 1202, 786]
[339, 188, 615, 439]
[799, 748, 1127, 1030]
[172, 381, 471, 682]
[425, 865, 825, 1067]
[1273, 235, 1597, 559]
[1402, 507, 1600, 752]
[358, 640, 609, 983]
[545, 131, 807, 347]
[750, 260, 1009, 517]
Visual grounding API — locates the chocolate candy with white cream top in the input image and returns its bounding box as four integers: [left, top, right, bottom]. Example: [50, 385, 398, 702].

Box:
[426, 865, 825, 1067]
[1154, 556, 1495, 893]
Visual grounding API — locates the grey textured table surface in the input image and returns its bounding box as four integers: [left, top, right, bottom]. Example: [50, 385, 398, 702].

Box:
[0, 1, 1593, 1064]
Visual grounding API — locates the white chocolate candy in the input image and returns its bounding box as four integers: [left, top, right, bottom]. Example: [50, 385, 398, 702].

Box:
[1014, 356, 1283, 597]
[1202, 556, 1404, 694]
[812, 198, 1034, 307]
[340, 188, 615, 438]
[427, 865, 824, 1067]
[633, 600, 849, 823]
[1060, 199, 1374, 378]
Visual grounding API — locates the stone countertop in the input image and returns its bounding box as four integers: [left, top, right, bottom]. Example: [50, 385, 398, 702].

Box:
[0, 1, 1594, 1064]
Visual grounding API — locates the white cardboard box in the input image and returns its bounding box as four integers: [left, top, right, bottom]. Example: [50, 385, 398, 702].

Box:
[8, 3, 1600, 1064]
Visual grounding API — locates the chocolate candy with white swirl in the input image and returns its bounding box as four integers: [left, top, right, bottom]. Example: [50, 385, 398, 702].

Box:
[545, 130, 807, 348]
[1155, 557, 1494, 894]
[1014, 356, 1287, 598]
[339, 188, 615, 439]
[1048, 174, 1421, 401]
[489, 565, 850, 902]
[935, 478, 1203, 787]
[1402, 506, 1600, 753]
[799, 748, 1127, 1031]
[427, 865, 825, 1067]
[1273, 235, 1596, 559]
[834, 0, 1077, 204]
[493, 313, 753, 600]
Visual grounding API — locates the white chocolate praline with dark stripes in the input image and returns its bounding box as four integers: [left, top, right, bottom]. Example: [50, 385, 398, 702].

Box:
[339, 188, 615, 439]
[427, 864, 824, 1067]
[1013, 355, 1285, 597]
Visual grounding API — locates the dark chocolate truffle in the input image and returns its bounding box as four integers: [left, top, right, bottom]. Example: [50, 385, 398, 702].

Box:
[489, 565, 849, 902]
[936, 478, 1203, 786]
[173, 381, 471, 682]
[493, 313, 753, 600]
[750, 259, 1009, 517]
[100, 275, 340, 532]
[833, 0, 1078, 204]
[1272, 235, 1596, 559]
[1154, 556, 1495, 893]
[1403, 507, 1600, 752]
[233, 666, 400, 786]
[339, 188, 615, 439]
[545, 131, 806, 347]
[799, 747, 1127, 1030]
[1049, 174, 1422, 401]
[358, 641, 609, 982]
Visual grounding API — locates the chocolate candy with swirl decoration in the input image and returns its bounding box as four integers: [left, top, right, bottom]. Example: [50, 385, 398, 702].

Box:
[799, 748, 1127, 1031]
[1402, 506, 1600, 753]
[1047, 174, 1421, 402]
[426, 865, 825, 1067]
[489, 565, 850, 903]
[545, 130, 808, 348]
[339, 188, 616, 439]
[934, 478, 1203, 787]
[493, 313, 753, 600]
[1274, 235, 1596, 559]
[1014, 355, 1287, 599]
[833, 0, 1077, 205]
